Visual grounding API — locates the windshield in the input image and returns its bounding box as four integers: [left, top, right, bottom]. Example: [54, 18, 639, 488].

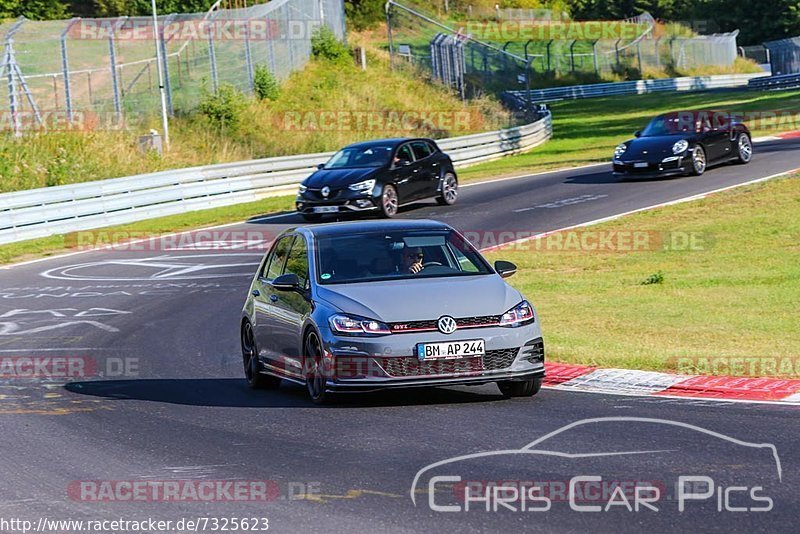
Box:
[315, 230, 492, 284]
[641, 114, 703, 136]
[324, 145, 393, 169]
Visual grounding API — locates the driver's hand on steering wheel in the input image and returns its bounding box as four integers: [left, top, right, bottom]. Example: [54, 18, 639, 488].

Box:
[409, 261, 423, 274]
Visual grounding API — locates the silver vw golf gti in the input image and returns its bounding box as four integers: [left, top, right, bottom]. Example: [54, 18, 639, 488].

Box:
[240, 219, 545, 403]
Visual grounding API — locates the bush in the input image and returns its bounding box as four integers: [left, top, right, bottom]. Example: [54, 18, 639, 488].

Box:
[640, 271, 665, 285]
[198, 84, 247, 131]
[311, 26, 351, 65]
[253, 65, 280, 101]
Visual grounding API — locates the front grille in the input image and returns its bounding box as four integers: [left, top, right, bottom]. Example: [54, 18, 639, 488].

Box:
[389, 315, 501, 333]
[306, 188, 344, 201]
[378, 347, 518, 378]
[521, 338, 545, 364]
[483, 348, 518, 369]
[379, 357, 484, 377]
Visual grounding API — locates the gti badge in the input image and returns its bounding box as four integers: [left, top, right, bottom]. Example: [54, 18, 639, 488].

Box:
[321, 186, 330, 198]
[437, 315, 457, 334]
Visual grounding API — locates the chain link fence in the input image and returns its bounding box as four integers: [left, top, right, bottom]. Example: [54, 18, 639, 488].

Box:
[387, 1, 740, 94]
[764, 37, 800, 76]
[0, 0, 346, 134]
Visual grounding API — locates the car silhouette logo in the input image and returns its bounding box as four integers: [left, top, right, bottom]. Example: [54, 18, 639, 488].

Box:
[437, 316, 457, 334]
[321, 186, 330, 198]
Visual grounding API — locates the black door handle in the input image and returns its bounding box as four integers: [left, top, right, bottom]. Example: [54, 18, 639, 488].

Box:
[269, 294, 279, 302]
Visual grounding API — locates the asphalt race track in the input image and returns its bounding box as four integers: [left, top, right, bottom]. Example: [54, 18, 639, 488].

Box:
[1, 138, 799, 532]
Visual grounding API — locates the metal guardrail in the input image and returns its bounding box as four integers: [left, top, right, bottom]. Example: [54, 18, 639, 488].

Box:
[504, 73, 767, 104]
[0, 112, 552, 245]
[748, 73, 800, 91]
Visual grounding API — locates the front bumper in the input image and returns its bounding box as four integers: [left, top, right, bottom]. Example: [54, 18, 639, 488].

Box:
[612, 156, 690, 178]
[296, 188, 380, 214]
[317, 324, 545, 393]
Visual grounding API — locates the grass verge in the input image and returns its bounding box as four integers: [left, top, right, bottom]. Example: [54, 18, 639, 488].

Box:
[484, 175, 800, 376]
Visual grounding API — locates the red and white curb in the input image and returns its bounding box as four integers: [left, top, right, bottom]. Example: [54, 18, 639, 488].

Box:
[753, 129, 800, 143]
[543, 363, 800, 404]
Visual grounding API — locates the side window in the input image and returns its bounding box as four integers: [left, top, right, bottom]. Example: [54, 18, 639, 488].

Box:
[411, 140, 433, 160]
[395, 144, 414, 165]
[262, 236, 294, 281]
[284, 236, 310, 289]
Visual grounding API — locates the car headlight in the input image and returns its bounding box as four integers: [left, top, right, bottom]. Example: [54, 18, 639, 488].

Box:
[672, 140, 689, 154]
[298, 184, 307, 194]
[348, 179, 375, 194]
[499, 301, 535, 327]
[614, 144, 627, 157]
[329, 314, 391, 336]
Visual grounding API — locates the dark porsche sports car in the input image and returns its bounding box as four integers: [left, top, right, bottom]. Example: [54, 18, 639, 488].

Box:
[612, 111, 752, 179]
[295, 138, 458, 221]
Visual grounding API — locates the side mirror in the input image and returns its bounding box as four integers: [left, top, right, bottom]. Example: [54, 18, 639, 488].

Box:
[271, 273, 300, 291]
[316, 163, 326, 170]
[494, 260, 517, 279]
[634, 130, 642, 138]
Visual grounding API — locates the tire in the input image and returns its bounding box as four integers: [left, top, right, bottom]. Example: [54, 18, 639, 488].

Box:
[690, 145, 707, 176]
[301, 213, 322, 223]
[735, 133, 752, 164]
[241, 320, 281, 390]
[436, 172, 458, 206]
[379, 185, 399, 218]
[304, 330, 333, 404]
[498, 377, 542, 398]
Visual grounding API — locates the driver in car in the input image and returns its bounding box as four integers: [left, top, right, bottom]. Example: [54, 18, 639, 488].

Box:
[402, 247, 425, 274]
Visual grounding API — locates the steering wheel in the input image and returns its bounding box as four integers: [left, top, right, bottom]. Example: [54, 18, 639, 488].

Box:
[422, 262, 443, 268]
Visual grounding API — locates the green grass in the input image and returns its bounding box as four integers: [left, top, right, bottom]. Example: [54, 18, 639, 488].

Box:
[484, 176, 800, 376]
[459, 88, 800, 182]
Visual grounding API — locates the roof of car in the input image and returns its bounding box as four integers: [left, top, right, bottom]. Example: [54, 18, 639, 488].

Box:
[297, 219, 451, 237]
[342, 138, 433, 149]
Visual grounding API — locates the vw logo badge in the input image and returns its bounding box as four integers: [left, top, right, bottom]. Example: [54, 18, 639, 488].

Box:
[437, 315, 457, 334]
[321, 186, 330, 198]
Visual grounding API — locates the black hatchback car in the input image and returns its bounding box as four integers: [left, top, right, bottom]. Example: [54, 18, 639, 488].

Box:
[295, 138, 458, 221]
[612, 111, 752, 179]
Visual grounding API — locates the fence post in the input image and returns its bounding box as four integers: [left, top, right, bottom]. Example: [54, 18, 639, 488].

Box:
[385, 3, 394, 70]
[208, 32, 218, 92]
[636, 42, 643, 73]
[546, 39, 553, 72]
[615, 38, 621, 68]
[592, 40, 598, 76]
[244, 23, 254, 92]
[654, 37, 661, 68]
[108, 17, 127, 120]
[159, 14, 175, 115]
[5, 40, 21, 137]
[570, 39, 577, 72]
[60, 18, 78, 124]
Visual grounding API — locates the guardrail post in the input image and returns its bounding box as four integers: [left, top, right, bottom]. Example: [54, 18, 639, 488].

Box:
[60, 18, 78, 124]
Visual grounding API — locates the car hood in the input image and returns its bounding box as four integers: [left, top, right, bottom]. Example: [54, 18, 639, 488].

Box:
[315, 275, 523, 323]
[304, 167, 379, 189]
[622, 135, 694, 159]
